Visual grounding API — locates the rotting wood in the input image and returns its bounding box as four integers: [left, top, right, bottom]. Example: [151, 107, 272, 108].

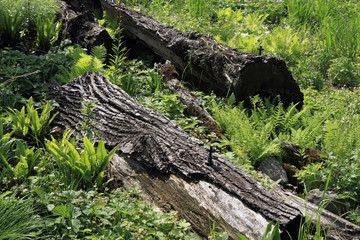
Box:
[49, 72, 302, 239]
[98, 0, 304, 109]
[155, 60, 222, 135]
[56, 0, 303, 108]
[57, 0, 113, 51]
[48, 72, 360, 239]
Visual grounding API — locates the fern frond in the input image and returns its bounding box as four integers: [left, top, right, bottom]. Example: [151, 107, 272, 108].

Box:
[91, 45, 107, 63]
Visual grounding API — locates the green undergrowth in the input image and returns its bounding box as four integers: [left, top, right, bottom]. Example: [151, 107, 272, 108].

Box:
[0, 97, 198, 239]
[213, 89, 360, 202]
[2, 0, 360, 238]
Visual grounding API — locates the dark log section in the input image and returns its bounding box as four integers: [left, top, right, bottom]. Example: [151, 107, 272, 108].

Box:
[48, 72, 360, 240]
[99, 0, 304, 108]
[57, 0, 113, 51]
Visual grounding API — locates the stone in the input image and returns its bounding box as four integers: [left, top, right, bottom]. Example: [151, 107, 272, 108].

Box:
[259, 157, 289, 186]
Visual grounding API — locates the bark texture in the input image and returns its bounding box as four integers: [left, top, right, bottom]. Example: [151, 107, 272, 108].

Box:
[48, 72, 360, 239]
[99, 0, 304, 108]
[57, 0, 113, 50]
[49, 72, 302, 239]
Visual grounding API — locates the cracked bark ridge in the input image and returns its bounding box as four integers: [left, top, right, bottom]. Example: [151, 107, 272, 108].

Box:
[49, 71, 302, 239]
[100, 0, 303, 109]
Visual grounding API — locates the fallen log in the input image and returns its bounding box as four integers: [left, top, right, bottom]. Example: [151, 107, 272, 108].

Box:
[57, 0, 113, 51]
[48, 72, 360, 239]
[49, 72, 301, 239]
[99, 0, 304, 109]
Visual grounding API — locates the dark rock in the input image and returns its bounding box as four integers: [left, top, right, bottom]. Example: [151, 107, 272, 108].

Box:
[259, 157, 289, 185]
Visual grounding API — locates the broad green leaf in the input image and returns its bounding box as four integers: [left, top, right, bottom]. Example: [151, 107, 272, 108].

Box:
[98, 145, 118, 173]
[0, 154, 14, 174]
[260, 221, 273, 240]
[83, 136, 96, 166]
[269, 221, 281, 240]
[236, 233, 249, 240]
[52, 205, 70, 218]
[80, 150, 92, 177]
[47, 204, 55, 211]
[96, 139, 106, 165]
[66, 140, 81, 162]
[70, 218, 82, 233]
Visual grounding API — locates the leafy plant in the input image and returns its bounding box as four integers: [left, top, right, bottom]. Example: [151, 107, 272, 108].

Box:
[2, 141, 43, 182]
[36, 15, 62, 51]
[208, 220, 228, 240]
[237, 221, 280, 240]
[119, 74, 140, 96]
[104, 28, 128, 85]
[0, 0, 27, 45]
[148, 68, 163, 93]
[188, 0, 207, 18]
[263, 26, 310, 66]
[147, 94, 187, 120]
[79, 100, 99, 140]
[6, 97, 58, 145]
[56, 45, 107, 82]
[0, 119, 17, 183]
[0, 0, 59, 48]
[46, 130, 119, 190]
[0, 47, 71, 101]
[32, 187, 198, 239]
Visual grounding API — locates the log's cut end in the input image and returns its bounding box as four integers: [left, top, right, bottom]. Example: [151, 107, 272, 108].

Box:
[232, 55, 304, 109]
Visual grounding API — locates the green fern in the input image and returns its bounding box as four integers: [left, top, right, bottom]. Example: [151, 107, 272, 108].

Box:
[91, 45, 107, 63]
[56, 45, 107, 82]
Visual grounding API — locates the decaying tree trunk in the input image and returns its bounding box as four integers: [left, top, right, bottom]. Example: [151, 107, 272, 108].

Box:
[57, 0, 113, 51]
[99, 0, 304, 109]
[48, 72, 360, 240]
[56, 0, 304, 108]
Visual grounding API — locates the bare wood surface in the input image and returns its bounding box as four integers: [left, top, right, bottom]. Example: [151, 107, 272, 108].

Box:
[49, 72, 303, 239]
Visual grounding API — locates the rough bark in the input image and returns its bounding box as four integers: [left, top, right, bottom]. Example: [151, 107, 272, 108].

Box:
[48, 72, 302, 239]
[57, 0, 113, 50]
[99, 0, 304, 109]
[48, 72, 360, 239]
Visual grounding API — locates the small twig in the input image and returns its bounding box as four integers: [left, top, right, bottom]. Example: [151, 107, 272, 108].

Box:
[258, 46, 264, 56]
[206, 146, 215, 166]
[0, 70, 41, 87]
[205, 146, 221, 171]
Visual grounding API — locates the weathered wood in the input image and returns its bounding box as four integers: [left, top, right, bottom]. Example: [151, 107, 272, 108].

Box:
[49, 72, 303, 239]
[57, 0, 113, 50]
[156, 60, 222, 135]
[99, 0, 304, 109]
